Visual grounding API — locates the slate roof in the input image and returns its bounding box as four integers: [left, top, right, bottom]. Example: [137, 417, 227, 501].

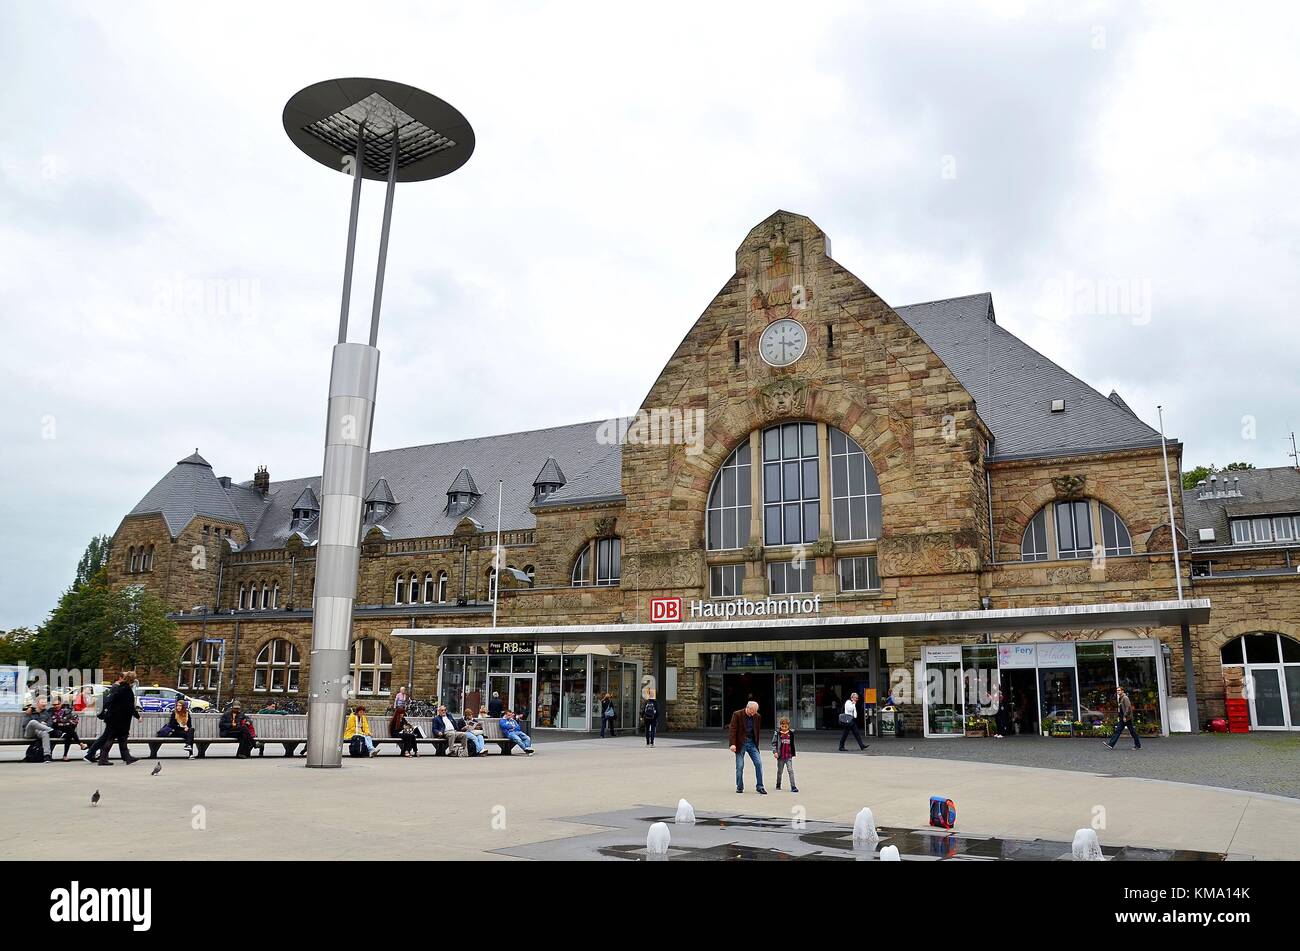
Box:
[292, 486, 319, 511]
[365, 478, 395, 504]
[1183, 467, 1300, 550]
[127, 291, 1179, 547]
[127, 452, 247, 538]
[225, 419, 622, 550]
[446, 468, 479, 497]
[893, 293, 1165, 459]
[533, 457, 566, 487]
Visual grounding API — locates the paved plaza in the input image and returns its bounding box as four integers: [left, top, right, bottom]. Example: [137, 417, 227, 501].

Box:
[3, 734, 1298, 861]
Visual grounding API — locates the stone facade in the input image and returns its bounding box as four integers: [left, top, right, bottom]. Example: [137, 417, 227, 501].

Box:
[107, 211, 1299, 732]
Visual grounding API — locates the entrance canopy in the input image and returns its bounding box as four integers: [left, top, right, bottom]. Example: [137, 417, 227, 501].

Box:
[392, 598, 1210, 646]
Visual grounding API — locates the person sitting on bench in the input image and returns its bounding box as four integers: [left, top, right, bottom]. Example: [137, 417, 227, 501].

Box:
[164, 699, 196, 757]
[461, 709, 486, 755]
[219, 701, 259, 758]
[499, 710, 534, 755]
[344, 705, 378, 757]
[23, 695, 55, 762]
[50, 694, 87, 760]
[390, 708, 422, 757]
[430, 705, 469, 755]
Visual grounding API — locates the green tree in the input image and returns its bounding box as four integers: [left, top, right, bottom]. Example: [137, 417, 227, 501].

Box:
[35, 568, 114, 670]
[100, 583, 179, 673]
[75, 534, 113, 589]
[1183, 461, 1255, 489]
[0, 628, 36, 665]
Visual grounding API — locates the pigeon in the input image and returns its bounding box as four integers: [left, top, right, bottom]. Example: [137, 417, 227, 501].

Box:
[91, 790, 100, 806]
[151, 763, 162, 776]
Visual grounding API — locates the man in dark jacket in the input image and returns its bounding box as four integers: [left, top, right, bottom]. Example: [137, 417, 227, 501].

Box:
[1104, 686, 1142, 750]
[727, 701, 766, 794]
[488, 692, 504, 718]
[86, 672, 140, 765]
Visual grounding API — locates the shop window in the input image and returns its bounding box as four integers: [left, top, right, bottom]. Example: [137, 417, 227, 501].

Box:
[709, 563, 746, 598]
[768, 560, 813, 595]
[837, 556, 880, 592]
[762, 422, 820, 546]
[1076, 642, 1118, 729]
[706, 441, 752, 551]
[829, 427, 881, 541]
[350, 638, 392, 697]
[561, 655, 588, 728]
[254, 639, 300, 693]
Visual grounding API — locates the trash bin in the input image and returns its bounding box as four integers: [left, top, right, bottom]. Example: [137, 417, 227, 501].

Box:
[880, 706, 897, 737]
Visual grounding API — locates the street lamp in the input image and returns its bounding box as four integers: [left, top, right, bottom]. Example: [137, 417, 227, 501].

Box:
[283, 78, 473, 767]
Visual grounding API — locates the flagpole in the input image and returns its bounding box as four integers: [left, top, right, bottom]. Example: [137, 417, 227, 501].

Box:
[1157, 405, 1184, 600]
[492, 479, 503, 628]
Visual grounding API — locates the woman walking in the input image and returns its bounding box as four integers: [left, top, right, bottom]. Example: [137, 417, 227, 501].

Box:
[599, 692, 617, 738]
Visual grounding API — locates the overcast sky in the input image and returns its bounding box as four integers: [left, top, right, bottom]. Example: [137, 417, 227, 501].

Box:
[2, 1, 1298, 630]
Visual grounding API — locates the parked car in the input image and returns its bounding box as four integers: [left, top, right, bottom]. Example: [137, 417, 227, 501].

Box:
[134, 685, 211, 713]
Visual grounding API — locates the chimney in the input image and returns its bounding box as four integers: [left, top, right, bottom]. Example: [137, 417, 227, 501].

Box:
[254, 465, 270, 496]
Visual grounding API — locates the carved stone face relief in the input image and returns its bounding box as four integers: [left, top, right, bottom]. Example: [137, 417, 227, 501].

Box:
[1052, 474, 1087, 500]
[756, 377, 809, 419]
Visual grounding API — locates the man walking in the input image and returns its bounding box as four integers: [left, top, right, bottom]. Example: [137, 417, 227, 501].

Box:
[839, 691, 868, 751]
[728, 700, 766, 794]
[1104, 686, 1142, 750]
[86, 671, 140, 765]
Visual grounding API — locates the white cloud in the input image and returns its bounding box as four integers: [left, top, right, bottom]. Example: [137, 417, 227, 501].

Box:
[2, 0, 1298, 627]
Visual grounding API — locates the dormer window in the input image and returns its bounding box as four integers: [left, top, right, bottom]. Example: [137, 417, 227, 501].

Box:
[446, 468, 481, 516]
[532, 457, 567, 505]
[364, 479, 396, 523]
[291, 487, 320, 528]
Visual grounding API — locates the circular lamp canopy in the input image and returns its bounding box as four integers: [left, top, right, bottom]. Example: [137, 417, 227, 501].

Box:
[283, 77, 474, 182]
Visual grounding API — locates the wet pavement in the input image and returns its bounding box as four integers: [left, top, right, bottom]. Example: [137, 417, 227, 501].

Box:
[490, 806, 1250, 861]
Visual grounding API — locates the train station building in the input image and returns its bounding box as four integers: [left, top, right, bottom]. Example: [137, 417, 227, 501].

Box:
[110, 211, 1300, 737]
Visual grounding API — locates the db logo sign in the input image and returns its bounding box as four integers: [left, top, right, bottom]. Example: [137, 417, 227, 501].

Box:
[650, 597, 682, 623]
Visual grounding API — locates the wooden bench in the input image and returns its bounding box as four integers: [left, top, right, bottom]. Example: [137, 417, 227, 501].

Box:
[0, 712, 525, 759]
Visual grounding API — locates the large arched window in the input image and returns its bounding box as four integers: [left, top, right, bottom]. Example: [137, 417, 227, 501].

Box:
[830, 428, 881, 541]
[707, 441, 752, 551]
[571, 538, 622, 587]
[254, 639, 301, 693]
[1022, 500, 1133, 561]
[350, 638, 393, 697]
[177, 640, 221, 691]
[763, 422, 820, 546]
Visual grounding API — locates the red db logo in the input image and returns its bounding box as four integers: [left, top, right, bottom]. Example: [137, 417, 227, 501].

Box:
[650, 597, 682, 623]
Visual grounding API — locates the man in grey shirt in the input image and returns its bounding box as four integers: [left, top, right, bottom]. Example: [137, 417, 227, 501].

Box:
[23, 694, 55, 761]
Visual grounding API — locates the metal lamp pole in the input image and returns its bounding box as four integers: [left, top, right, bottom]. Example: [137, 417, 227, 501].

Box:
[283, 78, 474, 767]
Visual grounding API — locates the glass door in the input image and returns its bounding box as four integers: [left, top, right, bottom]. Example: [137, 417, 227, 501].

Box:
[510, 675, 536, 730]
[1248, 667, 1288, 729]
[488, 674, 510, 719]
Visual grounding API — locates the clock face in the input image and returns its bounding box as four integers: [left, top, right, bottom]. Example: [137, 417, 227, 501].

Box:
[759, 318, 808, 367]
